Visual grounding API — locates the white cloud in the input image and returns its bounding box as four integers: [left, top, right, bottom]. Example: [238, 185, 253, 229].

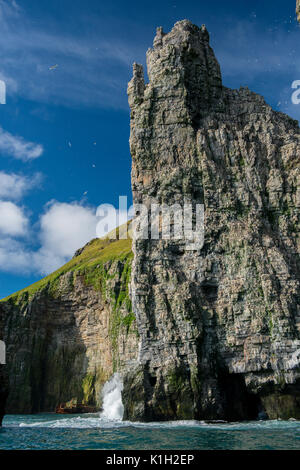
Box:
[0, 201, 98, 274]
[0, 237, 31, 273]
[0, 199, 131, 276]
[39, 202, 98, 258]
[0, 126, 43, 161]
[33, 201, 99, 274]
[0, 171, 41, 200]
[33, 201, 130, 274]
[0, 201, 28, 236]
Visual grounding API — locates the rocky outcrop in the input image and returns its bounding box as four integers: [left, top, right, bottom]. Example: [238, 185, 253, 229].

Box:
[297, 0, 300, 22]
[1, 237, 138, 414]
[55, 399, 98, 414]
[124, 20, 300, 421]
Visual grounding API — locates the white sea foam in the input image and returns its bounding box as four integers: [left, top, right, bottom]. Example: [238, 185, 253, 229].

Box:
[14, 374, 300, 430]
[16, 417, 300, 430]
[100, 372, 124, 421]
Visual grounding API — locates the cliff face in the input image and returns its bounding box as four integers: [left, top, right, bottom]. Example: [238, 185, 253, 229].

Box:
[1, 236, 138, 414]
[124, 20, 300, 421]
[0, 367, 8, 425]
[297, 0, 300, 22]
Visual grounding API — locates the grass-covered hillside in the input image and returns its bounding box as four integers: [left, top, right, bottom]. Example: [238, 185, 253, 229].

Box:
[1, 226, 133, 304]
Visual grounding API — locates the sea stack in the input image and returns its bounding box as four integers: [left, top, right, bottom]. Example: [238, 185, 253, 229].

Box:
[123, 20, 300, 421]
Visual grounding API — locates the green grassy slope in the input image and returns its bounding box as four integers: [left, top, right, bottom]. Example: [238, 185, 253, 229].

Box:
[1, 228, 133, 303]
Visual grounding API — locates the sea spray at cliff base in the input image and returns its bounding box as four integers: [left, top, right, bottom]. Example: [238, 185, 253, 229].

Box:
[100, 373, 124, 421]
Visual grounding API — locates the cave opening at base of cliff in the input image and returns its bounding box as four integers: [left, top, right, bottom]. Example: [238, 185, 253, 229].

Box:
[219, 372, 263, 422]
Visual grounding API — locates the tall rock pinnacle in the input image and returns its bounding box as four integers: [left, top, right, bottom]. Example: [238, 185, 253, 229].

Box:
[124, 20, 300, 421]
[128, 20, 222, 132]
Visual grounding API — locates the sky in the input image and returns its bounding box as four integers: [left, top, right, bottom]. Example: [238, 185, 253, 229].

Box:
[0, 0, 299, 297]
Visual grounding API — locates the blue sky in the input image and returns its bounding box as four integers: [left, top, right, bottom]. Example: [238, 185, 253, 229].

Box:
[0, 0, 299, 297]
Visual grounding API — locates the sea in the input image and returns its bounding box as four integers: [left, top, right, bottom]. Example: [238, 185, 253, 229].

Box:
[0, 374, 299, 450]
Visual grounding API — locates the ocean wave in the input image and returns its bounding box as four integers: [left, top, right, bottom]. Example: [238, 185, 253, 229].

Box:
[14, 416, 300, 430]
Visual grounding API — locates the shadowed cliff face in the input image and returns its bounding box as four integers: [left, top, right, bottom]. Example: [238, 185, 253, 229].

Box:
[0, 367, 8, 425]
[1, 237, 138, 414]
[0, 309, 8, 425]
[124, 20, 300, 422]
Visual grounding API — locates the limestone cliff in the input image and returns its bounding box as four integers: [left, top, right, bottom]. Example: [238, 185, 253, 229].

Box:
[124, 20, 300, 421]
[1, 235, 138, 414]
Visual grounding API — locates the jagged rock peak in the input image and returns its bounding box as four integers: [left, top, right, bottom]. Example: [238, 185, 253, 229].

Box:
[128, 20, 222, 124]
[152, 20, 210, 48]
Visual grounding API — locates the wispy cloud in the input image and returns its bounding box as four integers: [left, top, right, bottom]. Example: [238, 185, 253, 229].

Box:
[0, 0, 143, 109]
[0, 2, 299, 112]
[0, 0, 20, 19]
[0, 126, 43, 160]
[0, 171, 42, 199]
[211, 18, 300, 116]
[214, 20, 298, 77]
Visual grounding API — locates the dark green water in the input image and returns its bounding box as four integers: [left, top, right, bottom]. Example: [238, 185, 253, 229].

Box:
[0, 414, 299, 450]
